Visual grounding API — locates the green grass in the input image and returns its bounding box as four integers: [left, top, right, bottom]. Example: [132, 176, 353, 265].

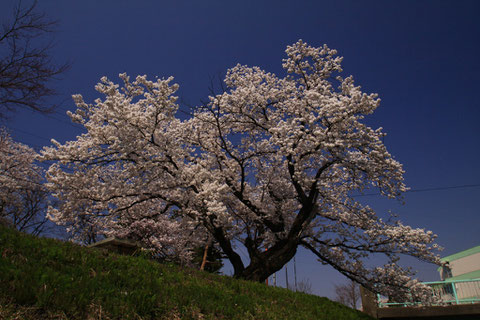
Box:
[0, 225, 373, 320]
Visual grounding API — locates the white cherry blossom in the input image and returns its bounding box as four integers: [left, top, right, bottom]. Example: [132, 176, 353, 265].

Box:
[42, 41, 440, 301]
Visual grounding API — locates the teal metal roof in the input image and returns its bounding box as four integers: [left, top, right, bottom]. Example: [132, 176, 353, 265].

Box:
[441, 245, 480, 263]
[445, 269, 480, 282]
[437, 245, 480, 272]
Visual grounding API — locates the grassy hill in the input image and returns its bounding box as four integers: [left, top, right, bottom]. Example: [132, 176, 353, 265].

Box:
[0, 225, 373, 320]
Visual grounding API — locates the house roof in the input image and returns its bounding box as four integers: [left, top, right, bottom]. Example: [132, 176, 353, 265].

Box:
[437, 245, 480, 272]
[440, 245, 480, 263]
[444, 269, 480, 282]
[87, 237, 140, 249]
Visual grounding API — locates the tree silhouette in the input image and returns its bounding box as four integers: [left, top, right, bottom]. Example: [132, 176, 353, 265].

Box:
[0, 0, 68, 118]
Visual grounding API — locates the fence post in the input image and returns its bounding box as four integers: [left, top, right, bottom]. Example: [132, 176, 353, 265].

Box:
[451, 282, 459, 305]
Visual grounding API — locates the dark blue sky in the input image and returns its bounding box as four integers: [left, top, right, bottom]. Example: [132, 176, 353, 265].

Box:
[1, 0, 479, 298]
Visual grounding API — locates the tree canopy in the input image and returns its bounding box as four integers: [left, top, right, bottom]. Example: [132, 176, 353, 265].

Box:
[42, 40, 439, 301]
[0, 129, 48, 235]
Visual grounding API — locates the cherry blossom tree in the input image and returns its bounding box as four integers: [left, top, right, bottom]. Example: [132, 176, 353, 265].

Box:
[0, 129, 48, 235]
[42, 41, 439, 301]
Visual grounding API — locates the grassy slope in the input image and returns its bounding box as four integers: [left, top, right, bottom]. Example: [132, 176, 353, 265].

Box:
[0, 225, 373, 320]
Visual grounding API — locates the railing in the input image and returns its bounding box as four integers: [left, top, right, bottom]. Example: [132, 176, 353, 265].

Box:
[377, 278, 480, 307]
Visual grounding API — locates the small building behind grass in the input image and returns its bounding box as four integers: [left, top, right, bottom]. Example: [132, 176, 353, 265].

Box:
[87, 237, 142, 255]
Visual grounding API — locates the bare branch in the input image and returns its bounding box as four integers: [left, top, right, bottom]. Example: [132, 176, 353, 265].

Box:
[0, 0, 70, 118]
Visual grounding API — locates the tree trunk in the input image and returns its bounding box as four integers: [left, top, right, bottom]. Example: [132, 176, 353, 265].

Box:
[235, 238, 299, 282]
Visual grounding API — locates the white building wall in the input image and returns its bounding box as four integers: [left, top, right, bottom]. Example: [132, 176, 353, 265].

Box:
[450, 252, 480, 277]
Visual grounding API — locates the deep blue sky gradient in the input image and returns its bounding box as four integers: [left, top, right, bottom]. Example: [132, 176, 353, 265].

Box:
[1, 0, 479, 298]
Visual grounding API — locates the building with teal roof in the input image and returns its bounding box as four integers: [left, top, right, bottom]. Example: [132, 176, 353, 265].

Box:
[438, 245, 480, 281]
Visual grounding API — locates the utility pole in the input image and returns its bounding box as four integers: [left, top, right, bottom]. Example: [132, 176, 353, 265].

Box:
[294, 256, 298, 292]
[265, 247, 268, 285]
[285, 264, 289, 290]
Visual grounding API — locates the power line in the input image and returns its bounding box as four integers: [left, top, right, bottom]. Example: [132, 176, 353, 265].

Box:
[5, 114, 84, 148]
[6, 125, 52, 143]
[352, 184, 480, 198]
[407, 184, 480, 193]
[41, 112, 84, 130]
